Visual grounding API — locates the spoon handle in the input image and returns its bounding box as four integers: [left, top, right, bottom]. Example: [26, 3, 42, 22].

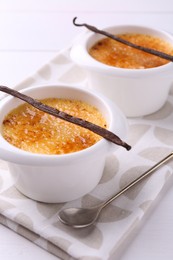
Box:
[102, 152, 173, 209]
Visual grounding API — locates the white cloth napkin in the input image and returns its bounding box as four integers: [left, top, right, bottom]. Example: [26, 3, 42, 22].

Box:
[0, 48, 173, 260]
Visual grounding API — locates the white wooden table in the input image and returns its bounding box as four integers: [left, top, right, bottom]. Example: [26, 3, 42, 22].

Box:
[0, 1, 173, 259]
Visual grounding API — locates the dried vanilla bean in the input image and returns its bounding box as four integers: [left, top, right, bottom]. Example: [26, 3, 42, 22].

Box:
[73, 17, 173, 62]
[0, 85, 131, 151]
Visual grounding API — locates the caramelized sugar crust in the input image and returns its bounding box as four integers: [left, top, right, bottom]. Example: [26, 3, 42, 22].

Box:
[89, 33, 173, 69]
[2, 98, 107, 155]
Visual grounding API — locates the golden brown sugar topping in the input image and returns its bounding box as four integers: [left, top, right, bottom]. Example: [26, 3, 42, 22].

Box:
[89, 33, 173, 69]
[2, 98, 107, 155]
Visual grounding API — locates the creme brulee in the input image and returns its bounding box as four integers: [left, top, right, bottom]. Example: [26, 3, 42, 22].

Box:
[89, 33, 173, 69]
[2, 98, 107, 155]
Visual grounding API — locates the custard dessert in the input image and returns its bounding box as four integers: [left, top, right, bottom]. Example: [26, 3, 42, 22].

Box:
[89, 33, 173, 69]
[2, 98, 107, 155]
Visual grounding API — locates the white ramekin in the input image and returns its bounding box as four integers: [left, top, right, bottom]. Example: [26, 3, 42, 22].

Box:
[0, 85, 128, 203]
[70, 25, 173, 117]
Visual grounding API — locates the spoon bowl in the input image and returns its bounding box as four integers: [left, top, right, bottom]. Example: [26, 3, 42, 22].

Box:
[58, 207, 101, 228]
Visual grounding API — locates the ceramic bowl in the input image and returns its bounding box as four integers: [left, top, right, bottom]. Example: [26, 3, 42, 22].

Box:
[0, 85, 128, 203]
[70, 24, 173, 117]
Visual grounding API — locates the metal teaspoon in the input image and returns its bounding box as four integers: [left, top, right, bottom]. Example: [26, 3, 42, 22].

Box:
[58, 152, 173, 228]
